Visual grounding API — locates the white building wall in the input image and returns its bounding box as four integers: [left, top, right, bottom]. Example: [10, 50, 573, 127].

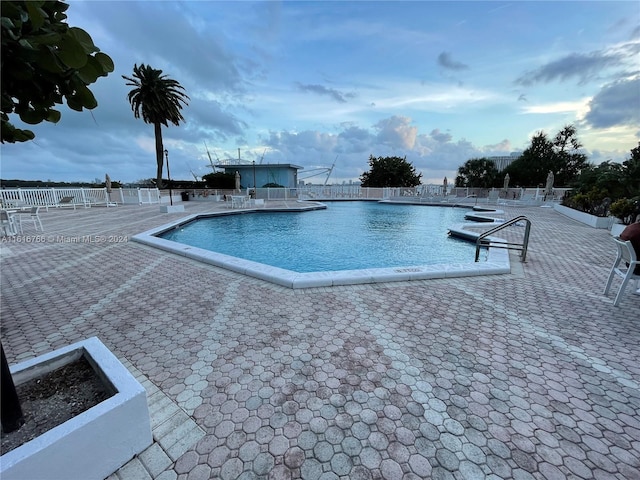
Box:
[489, 152, 522, 171]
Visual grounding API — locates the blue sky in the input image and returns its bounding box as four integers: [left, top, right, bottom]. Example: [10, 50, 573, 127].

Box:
[1, 1, 638, 185]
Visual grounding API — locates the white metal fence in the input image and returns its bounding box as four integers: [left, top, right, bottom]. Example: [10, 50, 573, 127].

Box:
[179, 185, 570, 203]
[0, 187, 161, 209]
[1, 185, 568, 209]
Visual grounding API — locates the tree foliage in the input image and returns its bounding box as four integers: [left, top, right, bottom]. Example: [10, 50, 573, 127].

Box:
[201, 172, 235, 189]
[454, 158, 499, 188]
[622, 142, 640, 197]
[359, 155, 422, 187]
[563, 142, 640, 221]
[503, 125, 587, 187]
[123, 64, 189, 188]
[1, 0, 114, 143]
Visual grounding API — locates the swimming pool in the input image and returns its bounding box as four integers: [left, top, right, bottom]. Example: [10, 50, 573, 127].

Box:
[160, 202, 476, 272]
[133, 201, 511, 288]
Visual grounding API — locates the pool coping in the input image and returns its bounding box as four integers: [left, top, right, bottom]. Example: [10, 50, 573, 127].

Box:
[132, 206, 511, 289]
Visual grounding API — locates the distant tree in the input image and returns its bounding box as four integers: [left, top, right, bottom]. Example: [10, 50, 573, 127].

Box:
[573, 161, 627, 198]
[502, 132, 554, 187]
[562, 143, 639, 219]
[551, 125, 588, 185]
[123, 64, 189, 188]
[622, 142, 640, 197]
[503, 125, 587, 187]
[202, 172, 235, 189]
[455, 158, 499, 188]
[1, 0, 114, 143]
[360, 155, 422, 187]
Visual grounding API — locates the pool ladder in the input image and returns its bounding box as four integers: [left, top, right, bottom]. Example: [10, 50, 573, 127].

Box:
[475, 215, 531, 262]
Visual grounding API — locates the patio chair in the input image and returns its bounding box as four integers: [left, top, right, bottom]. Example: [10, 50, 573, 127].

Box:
[603, 237, 640, 306]
[1, 210, 21, 236]
[20, 206, 44, 231]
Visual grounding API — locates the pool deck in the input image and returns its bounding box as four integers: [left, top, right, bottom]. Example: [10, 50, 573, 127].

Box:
[1, 200, 639, 479]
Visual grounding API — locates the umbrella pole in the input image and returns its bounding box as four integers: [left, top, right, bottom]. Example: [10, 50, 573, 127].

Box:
[165, 150, 173, 206]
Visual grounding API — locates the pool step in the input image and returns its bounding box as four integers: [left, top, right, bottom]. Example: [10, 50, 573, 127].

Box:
[464, 213, 506, 223]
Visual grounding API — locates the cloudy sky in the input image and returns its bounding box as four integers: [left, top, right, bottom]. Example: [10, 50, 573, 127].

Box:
[2, 1, 639, 185]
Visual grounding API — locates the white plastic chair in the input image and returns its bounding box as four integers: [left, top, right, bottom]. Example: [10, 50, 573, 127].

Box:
[20, 206, 43, 231]
[603, 237, 640, 306]
[1, 210, 20, 236]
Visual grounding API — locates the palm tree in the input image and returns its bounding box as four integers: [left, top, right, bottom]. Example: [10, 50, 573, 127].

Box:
[123, 64, 189, 188]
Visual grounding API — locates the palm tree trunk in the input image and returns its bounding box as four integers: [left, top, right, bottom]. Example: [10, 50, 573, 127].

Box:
[154, 122, 164, 188]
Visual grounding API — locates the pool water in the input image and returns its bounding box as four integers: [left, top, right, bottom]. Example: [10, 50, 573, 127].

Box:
[159, 202, 477, 273]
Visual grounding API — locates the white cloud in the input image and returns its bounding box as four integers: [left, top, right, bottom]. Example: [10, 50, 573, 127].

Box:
[585, 76, 640, 128]
[374, 116, 418, 149]
[2, 1, 638, 185]
[520, 99, 591, 116]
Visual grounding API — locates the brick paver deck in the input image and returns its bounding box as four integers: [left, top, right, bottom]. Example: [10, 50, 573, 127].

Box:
[1, 200, 638, 479]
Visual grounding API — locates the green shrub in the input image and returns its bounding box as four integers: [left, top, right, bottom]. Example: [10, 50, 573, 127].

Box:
[609, 198, 640, 225]
[562, 188, 610, 217]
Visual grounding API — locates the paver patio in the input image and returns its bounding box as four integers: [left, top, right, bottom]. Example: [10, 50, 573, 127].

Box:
[1, 200, 638, 479]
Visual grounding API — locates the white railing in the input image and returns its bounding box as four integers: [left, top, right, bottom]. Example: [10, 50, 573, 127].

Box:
[297, 186, 390, 200]
[130, 188, 161, 205]
[0, 187, 161, 209]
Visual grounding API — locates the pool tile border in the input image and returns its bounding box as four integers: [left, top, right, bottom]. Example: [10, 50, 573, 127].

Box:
[132, 212, 510, 288]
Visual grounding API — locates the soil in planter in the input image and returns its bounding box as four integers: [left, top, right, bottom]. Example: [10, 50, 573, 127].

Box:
[1, 356, 113, 454]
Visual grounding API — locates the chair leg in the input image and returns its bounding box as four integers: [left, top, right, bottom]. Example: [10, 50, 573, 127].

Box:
[603, 269, 616, 295]
[613, 275, 632, 306]
[31, 215, 43, 231]
[13, 216, 22, 234]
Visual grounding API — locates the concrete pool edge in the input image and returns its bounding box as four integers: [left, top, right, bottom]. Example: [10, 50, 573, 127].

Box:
[132, 210, 511, 289]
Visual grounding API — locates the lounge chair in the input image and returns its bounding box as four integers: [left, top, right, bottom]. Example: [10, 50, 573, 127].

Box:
[57, 196, 77, 210]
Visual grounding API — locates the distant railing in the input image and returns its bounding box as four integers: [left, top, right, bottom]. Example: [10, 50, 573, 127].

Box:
[0, 187, 161, 209]
[297, 186, 389, 200]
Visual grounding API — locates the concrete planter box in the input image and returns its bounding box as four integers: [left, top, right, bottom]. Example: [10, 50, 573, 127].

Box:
[159, 204, 185, 213]
[610, 223, 626, 237]
[1, 337, 152, 480]
[553, 204, 612, 229]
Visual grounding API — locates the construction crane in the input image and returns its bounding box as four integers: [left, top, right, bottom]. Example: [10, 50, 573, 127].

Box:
[298, 156, 337, 185]
[204, 141, 219, 170]
[187, 163, 200, 182]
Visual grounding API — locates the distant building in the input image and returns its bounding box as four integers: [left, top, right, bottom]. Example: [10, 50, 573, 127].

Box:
[488, 152, 522, 171]
[215, 163, 303, 189]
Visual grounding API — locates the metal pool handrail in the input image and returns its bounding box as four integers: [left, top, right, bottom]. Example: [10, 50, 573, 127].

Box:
[475, 215, 532, 262]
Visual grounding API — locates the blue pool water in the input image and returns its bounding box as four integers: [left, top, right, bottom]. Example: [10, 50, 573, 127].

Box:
[159, 202, 477, 272]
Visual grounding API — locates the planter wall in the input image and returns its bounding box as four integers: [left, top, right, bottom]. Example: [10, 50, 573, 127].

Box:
[1, 337, 152, 480]
[553, 204, 612, 229]
[159, 204, 185, 213]
[610, 223, 626, 237]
